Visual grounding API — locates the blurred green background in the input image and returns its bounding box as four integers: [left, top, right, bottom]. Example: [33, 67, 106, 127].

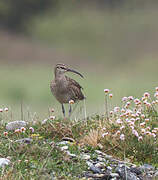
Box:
[0, 0, 158, 119]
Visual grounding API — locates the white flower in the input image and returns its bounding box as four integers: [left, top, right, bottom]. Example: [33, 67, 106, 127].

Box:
[120, 134, 125, 141]
[69, 100, 74, 104]
[141, 128, 146, 133]
[132, 129, 139, 137]
[41, 119, 48, 125]
[151, 133, 156, 138]
[120, 126, 125, 130]
[122, 97, 128, 102]
[116, 119, 123, 124]
[0, 108, 3, 112]
[114, 107, 120, 113]
[4, 107, 9, 112]
[50, 116, 56, 120]
[102, 132, 109, 137]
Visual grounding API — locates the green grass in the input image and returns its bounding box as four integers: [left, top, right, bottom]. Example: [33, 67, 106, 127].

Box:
[0, 97, 158, 179]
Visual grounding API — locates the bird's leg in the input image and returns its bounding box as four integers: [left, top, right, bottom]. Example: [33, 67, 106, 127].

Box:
[62, 104, 65, 117]
[69, 104, 72, 117]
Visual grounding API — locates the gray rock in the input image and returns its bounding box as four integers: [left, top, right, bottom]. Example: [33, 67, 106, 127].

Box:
[61, 137, 75, 143]
[85, 172, 109, 178]
[95, 162, 105, 168]
[107, 166, 113, 171]
[154, 170, 158, 178]
[97, 156, 106, 162]
[66, 151, 77, 158]
[60, 146, 68, 151]
[110, 173, 120, 178]
[130, 167, 142, 175]
[86, 161, 102, 174]
[0, 158, 11, 168]
[81, 154, 91, 160]
[116, 166, 138, 180]
[56, 141, 69, 146]
[140, 164, 154, 171]
[6, 121, 27, 131]
[15, 138, 33, 144]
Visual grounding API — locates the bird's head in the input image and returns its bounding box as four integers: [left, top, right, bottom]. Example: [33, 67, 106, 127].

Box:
[55, 63, 84, 78]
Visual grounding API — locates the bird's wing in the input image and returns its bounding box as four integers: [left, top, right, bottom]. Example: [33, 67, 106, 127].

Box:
[65, 76, 84, 101]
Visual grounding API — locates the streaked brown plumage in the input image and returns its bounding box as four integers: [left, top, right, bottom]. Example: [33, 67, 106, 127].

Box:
[50, 63, 85, 116]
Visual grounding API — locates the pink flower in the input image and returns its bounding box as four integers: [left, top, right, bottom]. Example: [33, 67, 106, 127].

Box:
[132, 129, 139, 137]
[29, 127, 34, 133]
[116, 119, 123, 124]
[49, 116, 56, 120]
[120, 126, 125, 130]
[104, 89, 110, 93]
[145, 118, 149, 122]
[3, 132, 8, 136]
[15, 129, 21, 133]
[0, 108, 3, 112]
[154, 92, 158, 98]
[128, 96, 134, 100]
[21, 127, 26, 132]
[109, 94, 113, 98]
[138, 136, 143, 141]
[155, 87, 158, 92]
[140, 122, 145, 127]
[110, 111, 113, 115]
[141, 114, 145, 119]
[143, 92, 150, 98]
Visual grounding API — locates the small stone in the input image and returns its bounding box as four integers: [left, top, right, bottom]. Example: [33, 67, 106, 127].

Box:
[15, 138, 33, 144]
[60, 146, 68, 151]
[86, 161, 93, 167]
[86, 162, 102, 174]
[0, 158, 11, 168]
[154, 170, 158, 178]
[66, 151, 77, 158]
[130, 167, 142, 175]
[97, 156, 105, 162]
[116, 166, 138, 180]
[81, 154, 91, 160]
[140, 164, 154, 171]
[6, 121, 27, 131]
[62, 137, 75, 143]
[95, 162, 105, 168]
[107, 166, 113, 171]
[56, 141, 69, 146]
[85, 173, 106, 178]
[110, 173, 120, 178]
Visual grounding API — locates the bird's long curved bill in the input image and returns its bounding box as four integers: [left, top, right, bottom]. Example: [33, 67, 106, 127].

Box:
[67, 68, 84, 78]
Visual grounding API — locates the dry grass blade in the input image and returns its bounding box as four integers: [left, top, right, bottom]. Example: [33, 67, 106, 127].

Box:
[80, 129, 102, 148]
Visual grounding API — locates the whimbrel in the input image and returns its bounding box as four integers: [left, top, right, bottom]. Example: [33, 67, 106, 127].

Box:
[50, 63, 85, 117]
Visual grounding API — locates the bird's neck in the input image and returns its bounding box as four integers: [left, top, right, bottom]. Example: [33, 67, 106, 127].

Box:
[55, 73, 66, 83]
